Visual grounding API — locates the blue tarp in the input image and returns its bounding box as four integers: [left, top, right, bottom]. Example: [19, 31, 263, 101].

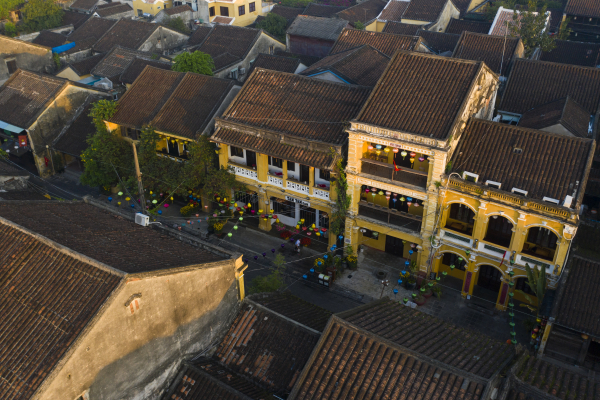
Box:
[0, 120, 24, 134]
[52, 42, 76, 54]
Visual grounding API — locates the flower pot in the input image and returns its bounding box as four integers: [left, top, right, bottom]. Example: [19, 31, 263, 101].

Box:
[422, 289, 433, 298]
[404, 280, 416, 290]
[415, 296, 427, 306]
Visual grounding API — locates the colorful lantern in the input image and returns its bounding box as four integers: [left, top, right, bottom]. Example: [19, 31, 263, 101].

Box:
[378, 191, 383, 195]
[368, 145, 374, 151]
[384, 147, 390, 153]
[407, 202, 412, 207]
[400, 196, 405, 202]
[118, 191, 123, 196]
[376, 150, 381, 156]
[419, 157, 425, 162]
[376, 145, 382, 149]
[410, 152, 416, 158]
[401, 151, 407, 159]
[393, 148, 399, 153]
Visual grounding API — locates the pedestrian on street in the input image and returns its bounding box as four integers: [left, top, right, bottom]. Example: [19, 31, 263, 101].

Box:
[295, 238, 301, 253]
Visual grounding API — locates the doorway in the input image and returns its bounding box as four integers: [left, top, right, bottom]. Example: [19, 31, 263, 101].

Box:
[385, 235, 404, 257]
[477, 265, 502, 291]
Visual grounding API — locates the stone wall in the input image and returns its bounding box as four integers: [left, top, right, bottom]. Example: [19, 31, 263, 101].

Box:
[0, 36, 54, 82]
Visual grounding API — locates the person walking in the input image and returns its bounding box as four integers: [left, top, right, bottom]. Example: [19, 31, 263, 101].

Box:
[295, 238, 301, 253]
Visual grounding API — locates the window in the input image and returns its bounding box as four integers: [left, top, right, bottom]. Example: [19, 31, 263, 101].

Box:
[125, 128, 140, 140]
[220, 6, 229, 16]
[287, 161, 296, 171]
[442, 253, 466, 271]
[137, 9, 143, 16]
[485, 180, 501, 189]
[273, 199, 295, 217]
[511, 188, 528, 196]
[299, 164, 310, 183]
[6, 59, 17, 74]
[209, 6, 215, 16]
[268, 156, 282, 168]
[230, 146, 244, 158]
[361, 229, 379, 239]
[318, 169, 330, 181]
[269, 45, 274, 54]
[249, 1, 255, 12]
[527, 227, 558, 250]
[449, 203, 474, 224]
[463, 171, 478, 183]
[246, 150, 257, 168]
[515, 277, 534, 295]
[238, 5, 245, 15]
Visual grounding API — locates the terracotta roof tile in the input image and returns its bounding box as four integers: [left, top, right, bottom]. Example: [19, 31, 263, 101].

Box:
[196, 25, 261, 68]
[164, 4, 193, 15]
[518, 96, 591, 138]
[330, 28, 423, 56]
[93, 19, 158, 53]
[187, 25, 213, 46]
[219, 69, 371, 145]
[213, 16, 234, 24]
[302, 3, 348, 17]
[119, 57, 172, 84]
[274, 48, 321, 66]
[403, 0, 454, 22]
[32, 30, 67, 47]
[378, 0, 411, 22]
[336, 0, 387, 26]
[68, 16, 117, 43]
[452, 119, 594, 202]
[94, 2, 132, 17]
[383, 21, 424, 35]
[67, 53, 105, 76]
[212, 52, 242, 70]
[356, 51, 481, 139]
[418, 29, 461, 54]
[270, 4, 304, 21]
[249, 53, 301, 74]
[91, 46, 158, 78]
[539, 39, 600, 67]
[500, 59, 600, 114]
[446, 18, 492, 34]
[0, 220, 120, 399]
[452, 32, 521, 75]
[565, 0, 600, 18]
[287, 15, 349, 41]
[0, 202, 226, 273]
[0, 160, 28, 177]
[70, 0, 98, 12]
[489, 8, 526, 36]
[301, 44, 390, 86]
[54, 100, 96, 157]
[61, 10, 90, 29]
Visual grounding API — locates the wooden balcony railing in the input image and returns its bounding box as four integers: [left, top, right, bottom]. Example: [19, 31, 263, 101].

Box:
[358, 201, 422, 232]
[361, 159, 428, 188]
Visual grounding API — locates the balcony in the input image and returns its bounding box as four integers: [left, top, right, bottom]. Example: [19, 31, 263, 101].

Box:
[358, 201, 422, 232]
[157, 149, 188, 163]
[268, 174, 283, 187]
[444, 220, 473, 236]
[313, 186, 330, 200]
[286, 178, 310, 195]
[361, 159, 428, 188]
[230, 161, 258, 180]
[440, 229, 473, 247]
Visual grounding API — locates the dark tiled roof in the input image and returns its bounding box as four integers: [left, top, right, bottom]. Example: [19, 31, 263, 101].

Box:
[383, 21, 423, 35]
[339, 300, 515, 379]
[0, 159, 28, 177]
[67, 16, 116, 43]
[565, 0, 600, 18]
[446, 18, 492, 34]
[0, 188, 51, 200]
[32, 30, 67, 47]
[93, 19, 158, 53]
[500, 59, 600, 114]
[196, 25, 261, 69]
[188, 25, 213, 46]
[270, 4, 304, 21]
[61, 10, 91, 29]
[119, 57, 172, 84]
[67, 53, 105, 76]
[539, 40, 600, 68]
[212, 128, 337, 169]
[452, 119, 594, 202]
[418, 29, 461, 54]
[0, 70, 66, 129]
[274, 48, 321, 66]
[403, 0, 453, 21]
[212, 52, 241, 70]
[164, 4, 193, 15]
[330, 28, 422, 56]
[292, 318, 488, 400]
[378, 1, 411, 22]
[94, 2, 132, 17]
[250, 53, 301, 74]
[453, 0, 472, 16]
[91, 46, 156, 78]
[555, 256, 600, 337]
[213, 16, 234, 24]
[336, 0, 387, 26]
[219, 69, 371, 145]
[356, 51, 481, 139]
[452, 32, 520, 75]
[0, 202, 226, 273]
[302, 3, 347, 17]
[214, 303, 320, 396]
[54, 101, 95, 157]
[70, 0, 98, 12]
[301, 44, 390, 86]
[64, 36, 99, 55]
[287, 15, 348, 41]
[518, 97, 591, 138]
[249, 292, 332, 332]
[0, 220, 120, 400]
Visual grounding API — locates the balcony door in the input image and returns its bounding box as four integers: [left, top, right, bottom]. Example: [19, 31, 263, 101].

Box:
[246, 150, 256, 169]
[299, 164, 310, 184]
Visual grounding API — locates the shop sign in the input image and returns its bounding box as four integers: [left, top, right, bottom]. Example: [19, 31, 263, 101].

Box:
[285, 196, 310, 207]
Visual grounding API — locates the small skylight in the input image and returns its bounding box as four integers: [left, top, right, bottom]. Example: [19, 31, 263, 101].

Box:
[485, 180, 501, 189]
[511, 188, 528, 196]
[463, 171, 479, 183]
[513, 148, 522, 155]
[542, 197, 559, 205]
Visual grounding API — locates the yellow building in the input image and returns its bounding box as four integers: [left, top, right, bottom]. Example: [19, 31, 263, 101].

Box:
[210, 69, 371, 247]
[344, 51, 498, 273]
[133, 0, 173, 16]
[432, 119, 594, 310]
[207, 0, 271, 26]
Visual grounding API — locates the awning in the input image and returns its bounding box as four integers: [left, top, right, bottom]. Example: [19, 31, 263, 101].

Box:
[52, 42, 76, 54]
[0, 120, 25, 135]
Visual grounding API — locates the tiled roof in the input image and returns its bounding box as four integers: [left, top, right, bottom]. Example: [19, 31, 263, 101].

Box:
[249, 53, 301, 74]
[291, 318, 488, 400]
[452, 119, 594, 202]
[119, 57, 172, 84]
[93, 19, 158, 53]
[565, 0, 600, 18]
[302, 3, 347, 17]
[196, 25, 262, 70]
[555, 256, 600, 337]
[91, 46, 157, 78]
[356, 51, 481, 139]
[219, 69, 371, 145]
[339, 299, 515, 379]
[403, 0, 453, 22]
[212, 128, 338, 169]
[500, 59, 600, 114]
[336, 0, 387, 26]
[0, 159, 28, 177]
[378, 1, 411, 22]
[330, 28, 423, 56]
[54, 101, 95, 157]
[0, 188, 51, 201]
[70, 0, 98, 12]
[452, 31, 521, 75]
[446, 18, 492, 34]
[213, 16, 234, 24]
[249, 292, 332, 332]
[214, 303, 320, 396]
[32, 30, 66, 47]
[418, 29, 461, 54]
[64, 36, 99, 55]
[0, 70, 66, 129]
[187, 25, 213, 46]
[489, 8, 525, 36]
[212, 52, 241, 70]
[0, 201, 226, 273]
[0, 220, 121, 400]
[452, 0, 472, 15]
[301, 44, 390, 86]
[539, 40, 600, 67]
[94, 2, 132, 17]
[382, 21, 423, 35]
[274, 48, 321, 66]
[164, 4, 193, 15]
[67, 16, 116, 43]
[66, 53, 105, 76]
[270, 4, 304, 21]
[518, 97, 591, 138]
[61, 10, 91, 29]
[287, 15, 348, 41]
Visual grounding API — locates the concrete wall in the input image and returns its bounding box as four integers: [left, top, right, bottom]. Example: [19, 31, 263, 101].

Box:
[154, 9, 197, 25]
[0, 36, 54, 82]
[35, 262, 242, 400]
[211, 0, 264, 27]
[17, 24, 75, 42]
[132, 0, 173, 16]
[138, 26, 189, 54]
[96, 9, 135, 20]
[60, 48, 94, 64]
[287, 34, 334, 58]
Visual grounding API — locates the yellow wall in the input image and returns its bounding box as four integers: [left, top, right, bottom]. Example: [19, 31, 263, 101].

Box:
[132, 0, 173, 16]
[210, 0, 265, 26]
[366, 20, 377, 32]
[56, 67, 88, 82]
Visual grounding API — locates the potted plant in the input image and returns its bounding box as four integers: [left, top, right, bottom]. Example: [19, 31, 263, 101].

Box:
[432, 285, 442, 298]
[405, 274, 417, 290]
[421, 282, 433, 298]
[412, 292, 426, 306]
[346, 254, 358, 270]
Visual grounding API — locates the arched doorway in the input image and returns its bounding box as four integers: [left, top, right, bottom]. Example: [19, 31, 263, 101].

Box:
[473, 264, 503, 306]
[484, 216, 513, 248]
[522, 227, 558, 261]
[438, 252, 467, 291]
[445, 203, 475, 235]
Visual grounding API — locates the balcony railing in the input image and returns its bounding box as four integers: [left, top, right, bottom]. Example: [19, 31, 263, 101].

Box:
[286, 179, 310, 194]
[230, 162, 258, 180]
[358, 201, 422, 232]
[361, 159, 428, 188]
[268, 174, 283, 187]
[313, 186, 330, 200]
[157, 152, 188, 163]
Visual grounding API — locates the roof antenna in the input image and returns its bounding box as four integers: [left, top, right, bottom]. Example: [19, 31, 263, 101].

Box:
[499, 20, 508, 76]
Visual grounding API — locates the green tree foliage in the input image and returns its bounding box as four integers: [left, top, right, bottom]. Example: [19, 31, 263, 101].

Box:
[4, 22, 17, 37]
[330, 156, 351, 236]
[255, 12, 288, 42]
[167, 16, 190, 34]
[0, 0, 23, 20]
[509, 1, 554, 56]
[516, 263, 547, 315]
[558, 17, 572, 40]
[53, 53, 61, 69]
[248, 253, 286, 294]
[203, 165, 245, 198]
[354, 21, 365, 30]
[172, 51, 214, 75]
[21, 0, 63, 32]
[278, 0, 311, 7]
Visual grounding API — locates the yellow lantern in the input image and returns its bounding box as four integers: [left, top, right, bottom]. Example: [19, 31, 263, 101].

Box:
[223, 198, 227, 202]
[410, 157, 415, 164]
[170, 196, 174, 201]
[384, 147, 390, 153]
[125, 197, 130, 201]
[300, 218, 305, 223]
[312, 223, 316, 228]
[276, 218, 280, 223]
[296, 225, 300, 229]
[247, 203, 251, 207]
[270, 209, 274, 213]
[150, 191, 153, 194]
[376, 150, 381, 156]
[240, 211, 244, 215]
[259, 209, 263, 213]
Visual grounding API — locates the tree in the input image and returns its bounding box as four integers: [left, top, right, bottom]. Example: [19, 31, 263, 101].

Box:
[330, 156, 351, 237]
[4, 22, 16, 37]
[248, 253, 286, 294]
[203, 166, 245, 198]
[516, 263, 547, 315]
[21, 0, 63, 32]
[171, 51, 214, 75]
[0, 0, 24, 20]
[509, 1, 554, 56]
[354, 21, 365, 30]
[256, 12, 287, 42]
[167, 16, 190, 34]
[558, 17, 572, 40]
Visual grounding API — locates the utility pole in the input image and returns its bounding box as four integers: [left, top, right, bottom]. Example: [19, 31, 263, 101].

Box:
[132, 142, 146, 214]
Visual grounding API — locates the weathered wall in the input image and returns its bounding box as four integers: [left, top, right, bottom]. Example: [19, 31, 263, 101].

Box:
[138, 26, 189, 54]
[60, 48, 94, 64]
[428, 0, 459, 32]
[288, 34, 334, 58]
[132, 0, 173, 16]
[97, 9, 135, 20]
[35, 262, 242, 400]
[0, 36, 54, 82]
[154, 9, 197, 25]
[56, 66, 87, 81]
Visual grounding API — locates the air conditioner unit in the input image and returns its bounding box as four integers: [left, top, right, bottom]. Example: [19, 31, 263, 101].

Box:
[135, 213, 149, 227]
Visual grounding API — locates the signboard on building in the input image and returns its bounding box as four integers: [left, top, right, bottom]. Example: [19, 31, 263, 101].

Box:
[285, 196, 310, 207]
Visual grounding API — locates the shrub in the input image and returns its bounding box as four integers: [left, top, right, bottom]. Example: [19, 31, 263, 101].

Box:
[300, 237, 311, 246]
[280, 231, 292, 240]
[4, 22, 16, 37]
[180, 201, 199, 216]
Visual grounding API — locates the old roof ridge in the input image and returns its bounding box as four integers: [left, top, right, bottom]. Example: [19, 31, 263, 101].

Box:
[469, 117, 594, 143]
